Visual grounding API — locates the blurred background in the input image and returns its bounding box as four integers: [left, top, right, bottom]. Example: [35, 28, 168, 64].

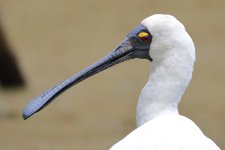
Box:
[0, 0, 224, 149]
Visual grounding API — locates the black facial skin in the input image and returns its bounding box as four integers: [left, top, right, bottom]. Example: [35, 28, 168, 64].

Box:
[127, 25, 152, 61]
[22, 25, 152, 120]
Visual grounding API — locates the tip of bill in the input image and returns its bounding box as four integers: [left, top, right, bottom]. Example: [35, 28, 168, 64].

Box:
[22, 100, 39, 120]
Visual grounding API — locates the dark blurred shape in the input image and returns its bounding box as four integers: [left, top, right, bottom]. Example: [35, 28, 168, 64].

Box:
[0, 20, 25, 88]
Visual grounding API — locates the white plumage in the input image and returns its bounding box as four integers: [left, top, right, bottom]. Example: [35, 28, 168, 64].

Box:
[110, 14, 220, 150]
[111, 115, 219, 150]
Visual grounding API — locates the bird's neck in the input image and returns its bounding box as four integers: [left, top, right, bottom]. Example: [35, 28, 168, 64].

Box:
[136, 49, 195, 127]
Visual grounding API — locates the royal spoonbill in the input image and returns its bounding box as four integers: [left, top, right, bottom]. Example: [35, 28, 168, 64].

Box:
[23, 14, 220, 149]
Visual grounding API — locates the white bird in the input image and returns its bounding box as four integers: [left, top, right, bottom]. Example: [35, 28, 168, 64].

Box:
[22, 14, 220, 150]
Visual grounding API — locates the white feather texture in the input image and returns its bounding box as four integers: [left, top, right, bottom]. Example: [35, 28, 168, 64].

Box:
[110, 14, 220, 150]
[137, 14, 195, 126]
[111, 115, 219, 150]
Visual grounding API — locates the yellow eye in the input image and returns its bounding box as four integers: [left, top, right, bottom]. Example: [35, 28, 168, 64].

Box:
[138, 32, 149, 42]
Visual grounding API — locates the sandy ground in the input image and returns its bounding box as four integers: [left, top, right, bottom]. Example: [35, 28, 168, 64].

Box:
[0, 0, 224, 149]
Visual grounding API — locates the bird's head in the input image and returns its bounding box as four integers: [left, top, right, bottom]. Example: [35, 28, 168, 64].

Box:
[141, 14, 195, 64]
[22, 14, 195, 119]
